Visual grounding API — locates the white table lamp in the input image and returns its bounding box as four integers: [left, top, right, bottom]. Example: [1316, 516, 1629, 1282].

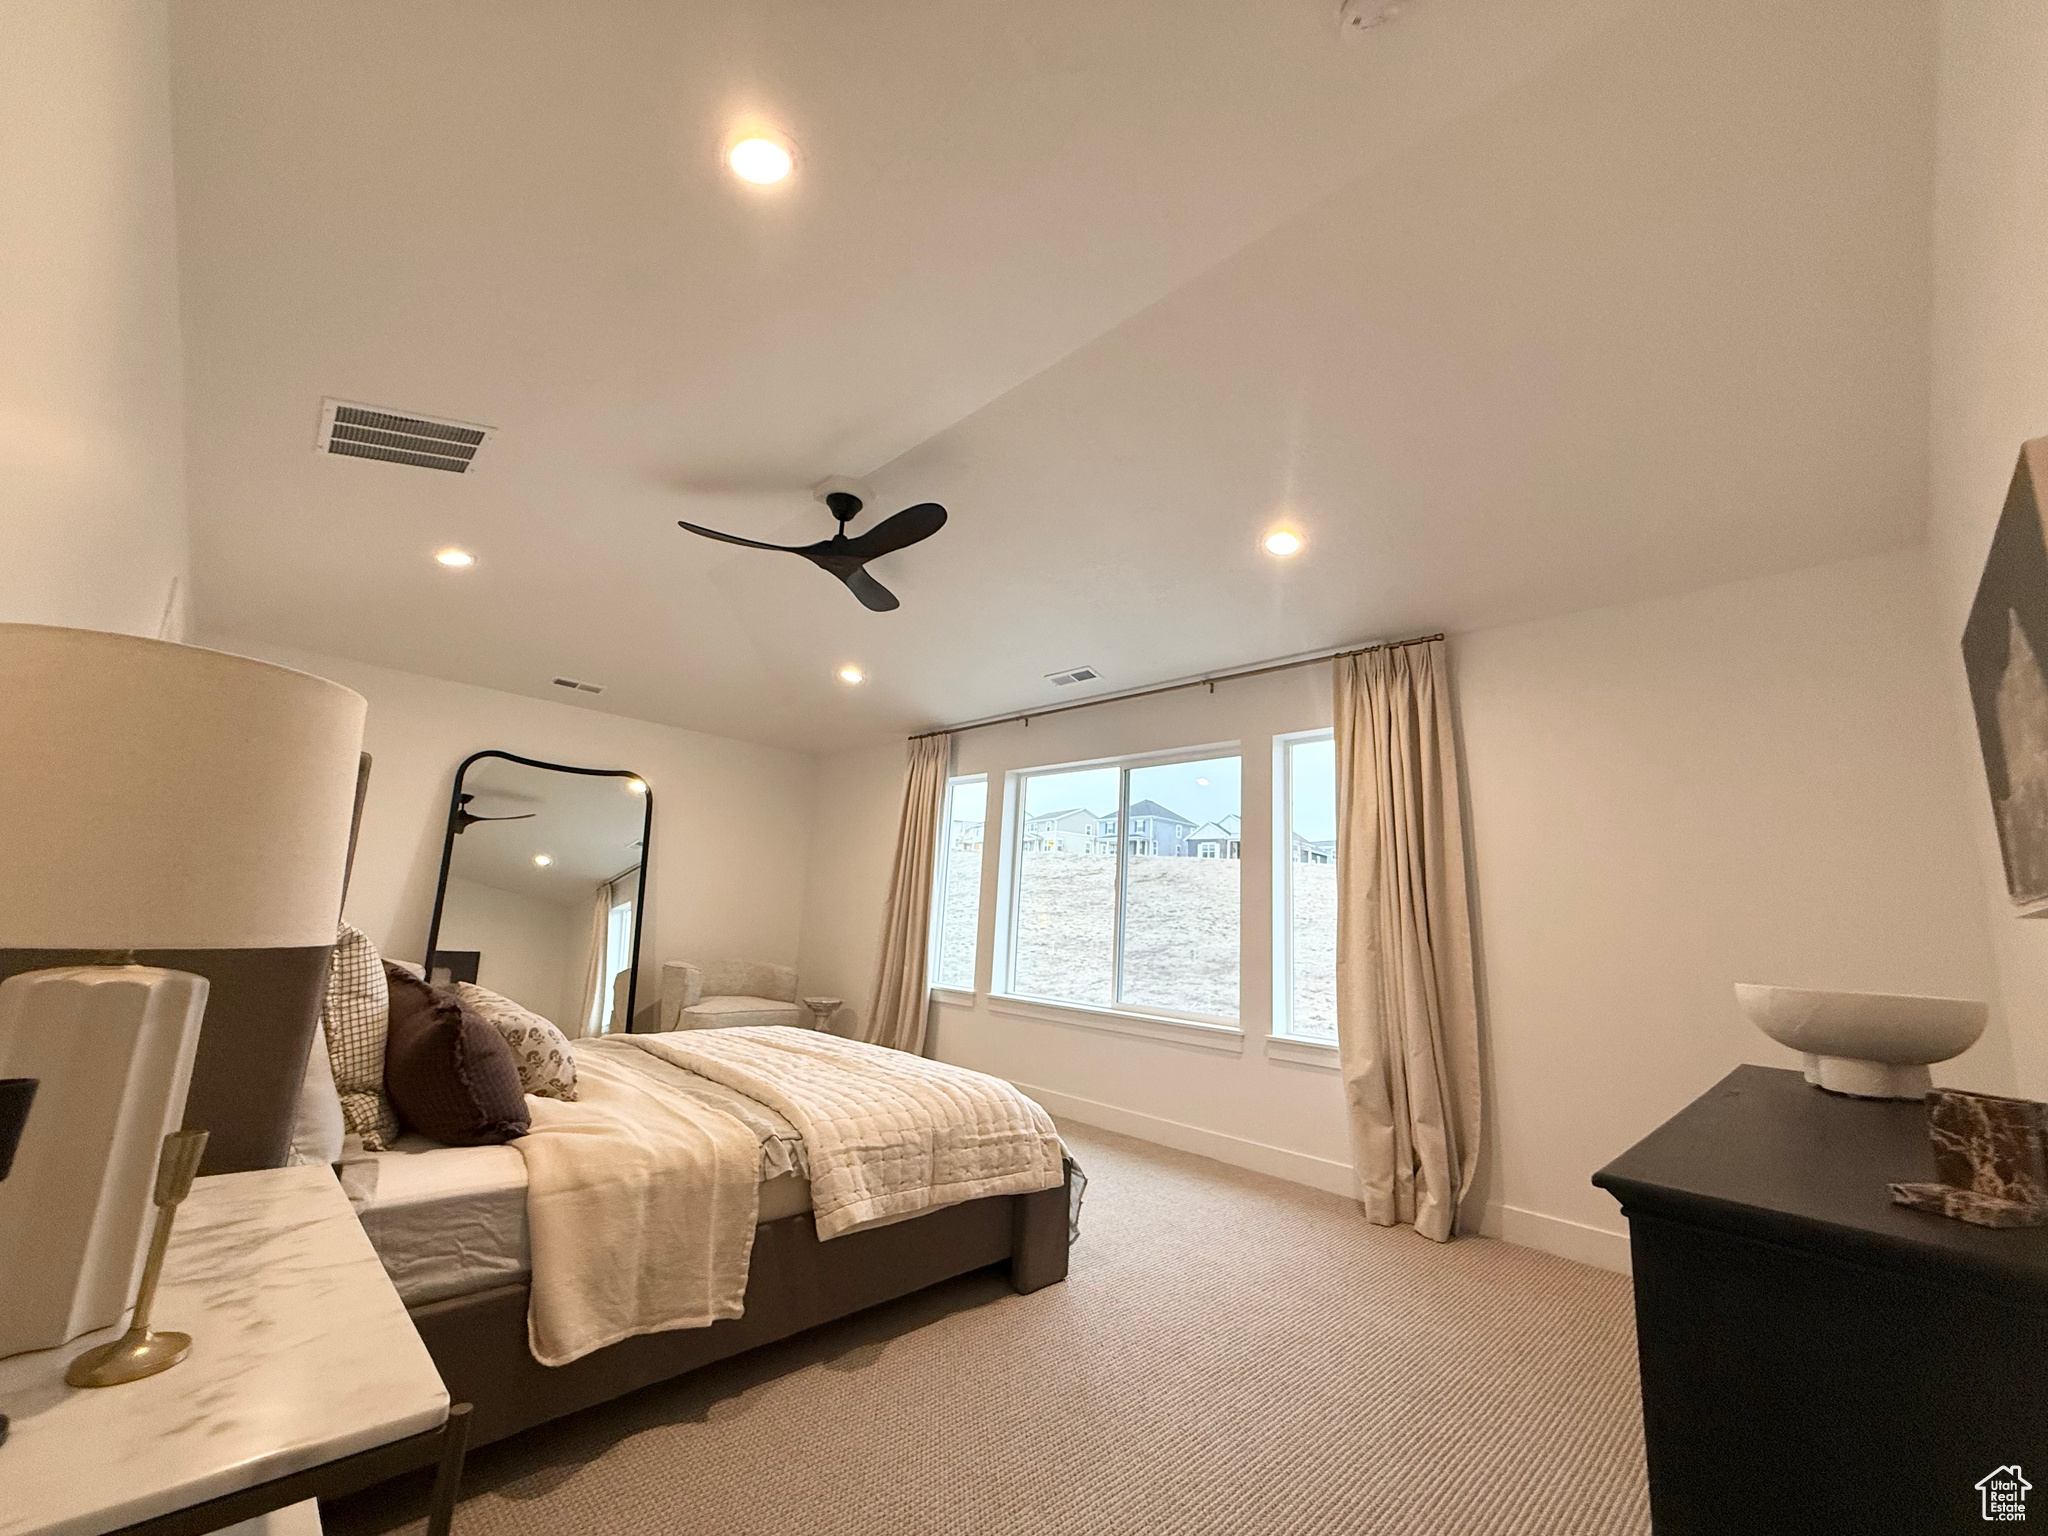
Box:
[0, 625, 366, 1359]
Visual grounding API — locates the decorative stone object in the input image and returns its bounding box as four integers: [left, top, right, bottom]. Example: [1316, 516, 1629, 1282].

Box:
[1890, 1088, 2048, 1229]
[1734, 984, 1989, 1099]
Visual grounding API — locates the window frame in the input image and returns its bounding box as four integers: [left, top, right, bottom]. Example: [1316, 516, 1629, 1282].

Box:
[928, 773, 988, 998]
[1272, 728, 1339, 1046]
[1000, 743, 1243, 1029]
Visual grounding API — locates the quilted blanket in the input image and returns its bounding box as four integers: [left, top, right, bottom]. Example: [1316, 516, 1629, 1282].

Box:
[628, 1026, 1065, 1239]
[515, 1039, 762, 1366]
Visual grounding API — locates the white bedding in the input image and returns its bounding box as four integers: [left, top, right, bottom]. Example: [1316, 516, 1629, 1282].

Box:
[352, 1028, 1064, 1363]
[629, 1026, 1066, 1238]
[356, 1136, 529, 1306]
[516, 1041, 763, 1365]
[353, 1056, 815, 1310]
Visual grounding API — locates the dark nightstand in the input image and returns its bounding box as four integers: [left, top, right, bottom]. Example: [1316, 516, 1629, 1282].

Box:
[1594, 1065, 2048, 1535]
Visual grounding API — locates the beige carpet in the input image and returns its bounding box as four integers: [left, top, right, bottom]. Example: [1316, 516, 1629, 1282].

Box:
[328, 1123, 1650, 1536]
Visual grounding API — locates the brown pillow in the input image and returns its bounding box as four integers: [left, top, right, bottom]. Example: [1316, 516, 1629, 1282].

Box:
[381, 963, 529, 1145]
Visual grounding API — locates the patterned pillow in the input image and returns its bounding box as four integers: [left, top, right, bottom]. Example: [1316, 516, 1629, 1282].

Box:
[322, 921, 400, 1149]
[455, 983, 578, 1101]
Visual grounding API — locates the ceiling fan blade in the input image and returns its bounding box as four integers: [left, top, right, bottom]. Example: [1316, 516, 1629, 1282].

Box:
[676, 519, 807, 554]
[840, 567, 901, 612]
[838, 503, 947, 561]
[453, 809, 536, 834]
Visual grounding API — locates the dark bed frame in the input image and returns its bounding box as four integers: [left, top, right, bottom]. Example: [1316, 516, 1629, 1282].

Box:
[412, 1174, 1073, 1447]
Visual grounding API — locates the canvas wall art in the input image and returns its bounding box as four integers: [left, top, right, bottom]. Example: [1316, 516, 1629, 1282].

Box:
[1963, 435, 2048, 915]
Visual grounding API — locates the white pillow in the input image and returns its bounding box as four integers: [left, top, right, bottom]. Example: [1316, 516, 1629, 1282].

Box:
[322, 921, 399, 1150]
[287, 1018, 346, 1167]
[454, 983, 579, 1101]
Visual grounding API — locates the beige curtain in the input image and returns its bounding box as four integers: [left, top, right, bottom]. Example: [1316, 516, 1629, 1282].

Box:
[863, 733, 952, 1054]
[1332, 638, 1482, 1243]
[576, 883, 611, 1037]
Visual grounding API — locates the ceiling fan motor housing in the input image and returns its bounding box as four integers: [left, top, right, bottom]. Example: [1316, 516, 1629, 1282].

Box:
[812, 475, 871, 523]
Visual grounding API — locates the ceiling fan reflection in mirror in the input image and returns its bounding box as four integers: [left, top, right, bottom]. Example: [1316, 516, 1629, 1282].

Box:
[676, 478, 947, 612]
[451, 792, 535, 835]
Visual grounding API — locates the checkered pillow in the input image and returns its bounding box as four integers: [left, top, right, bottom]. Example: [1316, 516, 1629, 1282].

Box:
[455, 982, 578, 1101]
[322, 921, 399, 1149]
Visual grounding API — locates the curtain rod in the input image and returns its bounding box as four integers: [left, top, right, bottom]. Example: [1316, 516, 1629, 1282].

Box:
[907, 632, 1445, 741]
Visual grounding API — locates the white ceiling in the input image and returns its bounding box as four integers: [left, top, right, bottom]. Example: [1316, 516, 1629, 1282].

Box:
[173, 0, 1934, 753]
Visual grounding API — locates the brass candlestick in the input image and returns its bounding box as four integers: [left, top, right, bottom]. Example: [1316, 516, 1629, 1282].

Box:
[66, 1128, 208, 1389]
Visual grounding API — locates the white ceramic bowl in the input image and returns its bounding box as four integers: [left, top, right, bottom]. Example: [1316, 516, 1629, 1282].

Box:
[1734, 984, 1988, 1099]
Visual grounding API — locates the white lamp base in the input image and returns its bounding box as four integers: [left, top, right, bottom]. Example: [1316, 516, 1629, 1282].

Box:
[0, 966, 207, 1358]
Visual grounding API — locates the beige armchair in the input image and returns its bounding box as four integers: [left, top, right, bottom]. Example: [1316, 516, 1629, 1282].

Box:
[661, 959, 805, 1031]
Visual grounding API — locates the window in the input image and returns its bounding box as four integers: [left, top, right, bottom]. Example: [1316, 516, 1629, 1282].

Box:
[931, 777, 986, 992]
[594, 890, 635, 1033]
[1012, 766, 1119, 1004]
[1278, 733, 1337, 1040]
[1008, 752, 1241, 1021]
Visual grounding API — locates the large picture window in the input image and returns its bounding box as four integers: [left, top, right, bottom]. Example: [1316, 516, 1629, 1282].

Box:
[1008, 752, 1241, 1021]
[931, 776, 986, 992]
[1278, 732, 1337, 1040]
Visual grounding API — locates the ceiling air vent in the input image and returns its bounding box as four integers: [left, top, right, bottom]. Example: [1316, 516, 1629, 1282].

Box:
[551, 677, 605, 695]
[317, 399, 492, 473]
[1045, 666, 1101, 688]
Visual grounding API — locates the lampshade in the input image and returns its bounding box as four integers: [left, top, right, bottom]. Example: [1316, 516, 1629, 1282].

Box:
[0, 625, 367, 949]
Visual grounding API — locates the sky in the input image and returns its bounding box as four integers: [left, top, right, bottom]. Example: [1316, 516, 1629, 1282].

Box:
[950, 779, 988, 825]
[1288, 737, 1336, 843]
[1018, 755, 1242, 828]
[953, 741, 1337, 840]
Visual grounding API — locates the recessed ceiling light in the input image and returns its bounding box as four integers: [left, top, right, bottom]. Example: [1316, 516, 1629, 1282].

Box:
[533, 853, 553, 867]
[1196, 777, 1210, 787]
[435, 547, 476, 568]
[837, 665, 866, 685]
[1263, 528, 1304, 557]
[626, 779, 647, 795]
[728, 136, 794, 185]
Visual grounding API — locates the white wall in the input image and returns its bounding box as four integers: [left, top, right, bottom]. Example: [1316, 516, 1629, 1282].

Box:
[797, 743, 912, 1037]
[205, 639, 818, 1029]
[435, 875, 580, 1030]
[1459, 548, 2008, 1265]
[799, 547, 2008, 1271]
[1927, 3, 2048, 1099]
[1, 1, 189, 638]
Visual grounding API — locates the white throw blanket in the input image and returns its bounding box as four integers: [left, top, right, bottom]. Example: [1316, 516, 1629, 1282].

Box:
[514, 1039, 762, 1366]
[629, 1026, 1065, 1239]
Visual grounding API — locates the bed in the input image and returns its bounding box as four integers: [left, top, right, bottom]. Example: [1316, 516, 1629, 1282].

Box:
[257, 749, 1075, 1452]
[343, 1033, 1075, 1448]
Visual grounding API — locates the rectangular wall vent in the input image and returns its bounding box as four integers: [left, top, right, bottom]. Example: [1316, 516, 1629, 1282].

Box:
[1045, 666, 1101, 687]
[551, 676, 605, 695]
[317, 398, 493, 473]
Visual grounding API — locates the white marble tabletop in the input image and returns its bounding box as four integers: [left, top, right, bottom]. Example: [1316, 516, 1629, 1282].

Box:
[0, 1165, 448, 1536]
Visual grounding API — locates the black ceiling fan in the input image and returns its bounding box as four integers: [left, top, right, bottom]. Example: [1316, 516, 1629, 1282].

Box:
[677, 490, 946, 612]
[452, 793, 536, 835]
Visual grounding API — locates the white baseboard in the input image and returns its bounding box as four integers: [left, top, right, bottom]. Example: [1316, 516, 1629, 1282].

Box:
[1014, 1081, 1357, 1198]
[1018, 1079, 1634, 1275]
[1474, 1201, 1632, 1275]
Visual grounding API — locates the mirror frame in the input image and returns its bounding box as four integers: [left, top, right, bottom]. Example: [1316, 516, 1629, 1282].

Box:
[425, 749, 654, 1034]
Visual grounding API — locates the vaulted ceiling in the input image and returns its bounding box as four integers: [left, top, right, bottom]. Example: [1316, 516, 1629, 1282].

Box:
[173, 0, 1934, 751]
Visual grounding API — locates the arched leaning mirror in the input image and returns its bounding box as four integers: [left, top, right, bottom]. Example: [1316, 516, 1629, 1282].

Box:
[426, 751, 652, 1036]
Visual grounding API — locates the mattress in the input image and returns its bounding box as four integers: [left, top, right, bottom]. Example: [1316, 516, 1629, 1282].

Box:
[355, 1067, 815, 1309]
